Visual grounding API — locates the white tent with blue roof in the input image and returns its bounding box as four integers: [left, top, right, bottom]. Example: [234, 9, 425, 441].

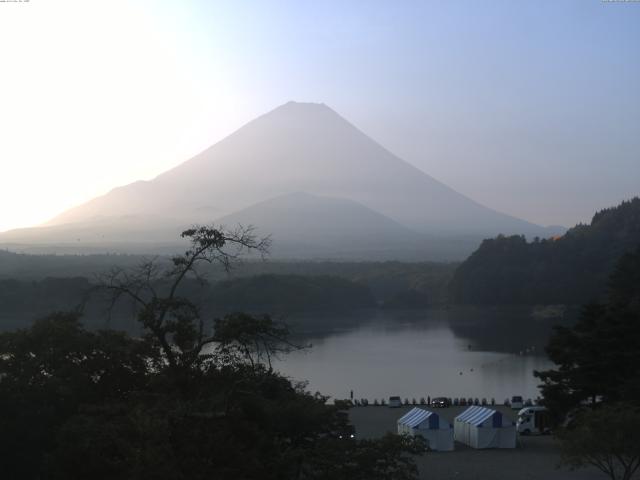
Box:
[397, 407, 454, 451]
[454, 406, 516, 449]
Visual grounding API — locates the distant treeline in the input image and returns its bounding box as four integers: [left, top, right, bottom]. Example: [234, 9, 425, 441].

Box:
[0, 251, 456, 302]
[209, 274, 373, 313]
[0, 253, 457, 330]
[0, 266, 456, 331]
[449, 198, 640, 305]
[5, 199, 639, 313]
[0, 250, 146, 280]
[0, 277, 91, 329]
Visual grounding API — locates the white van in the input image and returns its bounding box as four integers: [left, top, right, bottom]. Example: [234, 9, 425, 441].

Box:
[517, 406, 551, 435]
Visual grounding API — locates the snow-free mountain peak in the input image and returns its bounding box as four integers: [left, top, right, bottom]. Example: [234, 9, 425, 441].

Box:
[2, 102, 561, 259]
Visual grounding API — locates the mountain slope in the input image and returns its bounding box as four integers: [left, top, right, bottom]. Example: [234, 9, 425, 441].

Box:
[2, 101, 559, 259]
[449, 197, 640, 304]
[0, 215, 186, 253]
[216, 192, 439, 260]
[46, 102, 549, 235]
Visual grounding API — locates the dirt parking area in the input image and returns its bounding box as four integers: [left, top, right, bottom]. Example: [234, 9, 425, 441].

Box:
[349, 405, 604, 480]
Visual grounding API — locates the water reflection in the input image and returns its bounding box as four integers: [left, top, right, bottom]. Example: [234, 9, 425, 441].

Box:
[275, 308, 561, 402]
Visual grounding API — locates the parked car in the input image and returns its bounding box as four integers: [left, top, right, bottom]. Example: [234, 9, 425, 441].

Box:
[430, 397, 450, 408]
[511, 396, 524, 410]
[388, 396, 402, 408]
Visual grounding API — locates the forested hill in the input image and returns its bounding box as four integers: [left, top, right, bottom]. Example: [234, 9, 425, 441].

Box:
[449, 198, 640, 305]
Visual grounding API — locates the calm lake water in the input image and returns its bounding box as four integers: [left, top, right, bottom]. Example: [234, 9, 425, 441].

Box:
[1, 306, 563, 404]
[274, 307, 562, 403]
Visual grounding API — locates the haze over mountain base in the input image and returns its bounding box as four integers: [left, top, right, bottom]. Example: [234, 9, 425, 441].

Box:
[0, 102, 564, 260]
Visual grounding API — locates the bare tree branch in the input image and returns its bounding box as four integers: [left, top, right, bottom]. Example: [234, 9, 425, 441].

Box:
[95, 224, 271, 377]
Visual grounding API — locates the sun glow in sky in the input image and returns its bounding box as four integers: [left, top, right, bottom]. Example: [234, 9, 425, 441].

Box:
[0, 1, 258, 232]
[1, 0, 639, 232]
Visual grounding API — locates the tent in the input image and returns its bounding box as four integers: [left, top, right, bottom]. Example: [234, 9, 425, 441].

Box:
[454, 406, 516, 449]
[397, 407, 454, 451]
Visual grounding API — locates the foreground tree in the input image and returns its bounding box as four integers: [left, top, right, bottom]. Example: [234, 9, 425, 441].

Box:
[212, 311, 300, 370]
[0, 312, 154, 478]
[558, 404, 640, 480]
[0, 312, 425, 480]
[303, 433, 427, 480]
[0, 225, 426, 479]
[535, 246, 640, 420]
[100, 225, 271, 376]
[535, 247, 640, 479]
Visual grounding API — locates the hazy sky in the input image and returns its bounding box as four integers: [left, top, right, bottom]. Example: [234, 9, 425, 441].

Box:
[1, 0, 638, 232]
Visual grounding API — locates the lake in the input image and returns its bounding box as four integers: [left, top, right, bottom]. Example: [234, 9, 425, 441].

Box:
[274, 307, 564, 403]
[1, 305, 562, 404]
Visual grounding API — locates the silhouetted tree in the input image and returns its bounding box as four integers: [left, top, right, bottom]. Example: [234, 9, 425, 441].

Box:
[0, 312, 154, 478]
[100, 225, 270, 376]
[558, 404, 640, 480]
[535, 246, 640, 420]
[0, 225, 426, 479]
[212, 312, 301, 370]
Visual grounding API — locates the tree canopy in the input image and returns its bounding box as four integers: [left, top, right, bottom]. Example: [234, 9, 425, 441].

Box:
[449, 198, 640, 305]
[557, 404, 640, 480]
[536, 246, 640, 480]
[535, 246, 640, 418]
[0, 225, 426, 479]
